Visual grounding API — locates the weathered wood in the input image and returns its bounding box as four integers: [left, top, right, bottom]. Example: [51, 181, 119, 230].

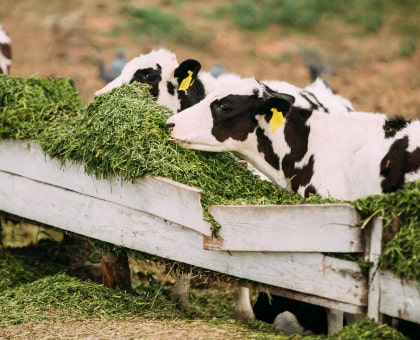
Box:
[235, 287, 255, 323]
[365, 216, 384, 322]
[379, 270, 420, 323]
[206, 205, 362, 252]
[171, 271, 191, 312]
[0, 140, 212, 236]
[0, 171, 367, 306]
[240, 281, 365, 315]
[327, 309, 344, 335]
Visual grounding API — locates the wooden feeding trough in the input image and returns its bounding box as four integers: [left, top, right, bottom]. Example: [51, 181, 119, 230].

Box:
[0, 139, 419, 333]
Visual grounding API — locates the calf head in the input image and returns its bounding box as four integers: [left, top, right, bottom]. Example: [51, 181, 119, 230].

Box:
[166, 79, 295, 180]
[94, 48, 180, 111]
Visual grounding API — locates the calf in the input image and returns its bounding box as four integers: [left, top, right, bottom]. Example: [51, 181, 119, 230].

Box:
[166, 78, 420, 200]
[94, 50, 218, 113]
[94, 49, 180, 111]
[0, 25, 12, 74]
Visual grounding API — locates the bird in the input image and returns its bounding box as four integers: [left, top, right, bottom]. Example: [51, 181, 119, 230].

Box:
[98, 49, 126, 83]
[0, 25, 12, 75]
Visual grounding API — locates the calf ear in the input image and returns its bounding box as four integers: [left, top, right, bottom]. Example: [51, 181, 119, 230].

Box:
[174, 59, 201, 91]
[263, 95, 294, 131]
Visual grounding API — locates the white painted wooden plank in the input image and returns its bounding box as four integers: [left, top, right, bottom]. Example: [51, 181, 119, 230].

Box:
[0, 171, 367, 306]
[0, 139, 212, 236]
[379, 270, 420, 324]
[242, 281, 365, 314]
[365, 216, 383, 322]
[207, 205, 362, 252]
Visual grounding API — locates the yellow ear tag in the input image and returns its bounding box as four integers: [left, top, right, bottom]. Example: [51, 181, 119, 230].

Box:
[269, 108, 284, 131]
[178, 70, 194, 91]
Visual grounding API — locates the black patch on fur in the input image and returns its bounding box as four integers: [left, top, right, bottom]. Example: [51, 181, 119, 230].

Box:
[174, 59, 201, 82]
[281, 106, 315, 196]
[380, 135, 420, 192]
[167, 81, 175, 95]
[407, 147, 420, 174]
[305, 184, 317, 197]
[210, 94, 261, 142]
[300, 91, 328, 113]
[173, 59, 206, 111]
[282, 154, 315, 194]
[129, 65, 162, 98]
[383, 117, 408, 138]
[256, 127, 280, 170]
[178, 78, 206, 111]
[283, 106, 312, 161]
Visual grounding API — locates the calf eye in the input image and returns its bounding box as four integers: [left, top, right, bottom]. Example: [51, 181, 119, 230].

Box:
[146, 72, 158, 81]
[219, 103, 231, 113]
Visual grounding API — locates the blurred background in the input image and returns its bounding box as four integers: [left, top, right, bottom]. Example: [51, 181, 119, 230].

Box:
[1, 0, 419, 118]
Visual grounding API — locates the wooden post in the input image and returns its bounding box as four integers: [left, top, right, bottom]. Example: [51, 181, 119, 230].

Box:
[171, 271, 191, 312]
[235, 286, 255, 323]
[365, 216, 383, 322]
[327, 309, 344, 335]
[100, 250, 132, 291]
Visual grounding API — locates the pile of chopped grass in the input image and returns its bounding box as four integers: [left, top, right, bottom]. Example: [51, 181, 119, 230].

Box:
[0, 272, 178, 326]
[0, 246, 40, 291]
[0, 75, 84, 140]
[354, 180, 420, 282]
[330, 317, 406, 340]
[0, 250, 408, 339]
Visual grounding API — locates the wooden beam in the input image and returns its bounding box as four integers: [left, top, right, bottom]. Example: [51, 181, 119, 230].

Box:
[365, 216, 383, 322]
[0, 170, 367, 306]
[379, 270, 420, 323]
[206, 204, 362, 252]
[0, 140, 212, 236]
[240, 280, 365, 315]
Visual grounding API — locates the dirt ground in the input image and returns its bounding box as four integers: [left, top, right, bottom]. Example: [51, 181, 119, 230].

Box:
[1, 0, 419, 338]
[2, 0, 420, 118]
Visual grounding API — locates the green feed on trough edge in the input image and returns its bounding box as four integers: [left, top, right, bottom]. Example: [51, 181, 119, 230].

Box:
[0, 75, 419, 282]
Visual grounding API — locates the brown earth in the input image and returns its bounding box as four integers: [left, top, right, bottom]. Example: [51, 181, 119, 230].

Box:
[0, 0, 419, 338]
[2, 0, 419, 118]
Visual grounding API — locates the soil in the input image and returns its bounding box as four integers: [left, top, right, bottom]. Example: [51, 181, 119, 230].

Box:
[2, 0, 419, 118]
[1, 0, 419, 338]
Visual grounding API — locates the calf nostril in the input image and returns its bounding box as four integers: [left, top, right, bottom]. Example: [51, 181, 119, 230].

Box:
[166, 122, 175, 132]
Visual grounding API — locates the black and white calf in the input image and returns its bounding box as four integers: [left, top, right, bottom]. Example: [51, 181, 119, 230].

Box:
[94, 48, 181, 110]
[0, 25, 12, 75]
[166, 78, 420, 200]
[94, 49, 218, 113]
